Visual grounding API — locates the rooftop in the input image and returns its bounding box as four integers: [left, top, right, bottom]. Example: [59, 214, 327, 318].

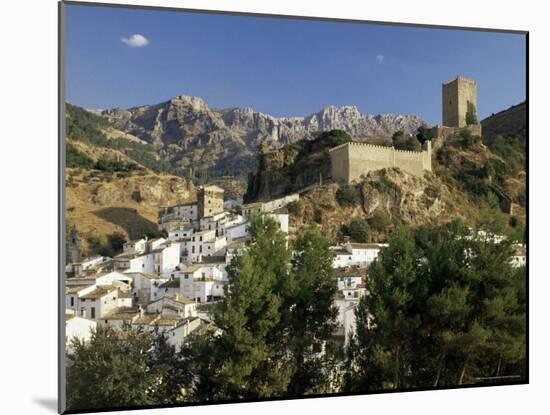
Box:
[165, 293, 195, 305]
[102, 307, 139, 321]
[348, 242, 387, 250]
[159, 279, 180, 289]
[79, 285, 117, 299]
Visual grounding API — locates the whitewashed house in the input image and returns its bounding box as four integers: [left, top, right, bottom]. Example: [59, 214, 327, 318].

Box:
[72, 284, 133, 321]
[178, 264, 226, 303]
[65, 312, 97, 349]
[166, 317, 202, 350]
[123, 271, 168, 304]
[146, 293, 197, 319]
[332, 243, 387, 268]
[122, 238, 147, 255]
[66, 255, 109, 277]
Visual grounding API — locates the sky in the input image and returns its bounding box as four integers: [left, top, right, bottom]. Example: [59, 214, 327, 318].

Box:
[65, 4, 526, 125]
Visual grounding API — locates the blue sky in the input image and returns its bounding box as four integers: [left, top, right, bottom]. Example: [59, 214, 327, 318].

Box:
[65, 4, 526, 124]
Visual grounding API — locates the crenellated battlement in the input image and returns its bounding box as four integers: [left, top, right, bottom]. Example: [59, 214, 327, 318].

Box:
[329, 140, 431, 183]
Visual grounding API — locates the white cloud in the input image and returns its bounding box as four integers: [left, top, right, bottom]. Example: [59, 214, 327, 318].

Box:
[376, 54, 385, 64]
[120, 34, 149, 48]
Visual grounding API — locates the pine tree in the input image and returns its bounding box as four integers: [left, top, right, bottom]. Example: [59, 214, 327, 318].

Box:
[345, 220, 526, 391]
[285, 226, 338, 395]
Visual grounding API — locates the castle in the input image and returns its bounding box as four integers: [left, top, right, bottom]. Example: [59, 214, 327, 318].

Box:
[329, 141, 432, 182]
[329, 76, 481, 183]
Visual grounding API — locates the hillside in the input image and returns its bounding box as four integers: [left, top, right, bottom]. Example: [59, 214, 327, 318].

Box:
[66, 167, 195, 255]
[287, 167, 481, 243]
[481, 101, 527, 143]
[247, 108, 527, 243]
[66, 104, 196, 255]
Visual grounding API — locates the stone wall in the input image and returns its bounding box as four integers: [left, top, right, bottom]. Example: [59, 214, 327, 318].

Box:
[430, 124, 482, 151]
[329, 141, 432, 183]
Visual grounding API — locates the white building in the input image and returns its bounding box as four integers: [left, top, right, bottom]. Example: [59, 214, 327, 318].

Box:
[65, 255, 110, 277]
[511, 243, 527, 268]
[332, 242, 387, 269]
[68, 283, 133, 321]
[146, 293, 197, 319]
[123, 271, 168, 304]
[178, 264, 226, 303]
[122, 238, 147, 255]
[65, 312, 97, 350]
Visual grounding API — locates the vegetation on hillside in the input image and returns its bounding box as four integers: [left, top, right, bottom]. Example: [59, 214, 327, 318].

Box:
[66, 104, 174, 174]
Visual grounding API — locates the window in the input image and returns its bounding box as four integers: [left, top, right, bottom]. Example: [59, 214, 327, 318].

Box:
[142, 264, 145, 268]
[70, 297, 74, 307]
[91, 307, 96, 319]
[199, 245, 202, 253]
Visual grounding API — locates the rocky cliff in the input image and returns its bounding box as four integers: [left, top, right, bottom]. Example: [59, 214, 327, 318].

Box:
[97, 94, 426, 176]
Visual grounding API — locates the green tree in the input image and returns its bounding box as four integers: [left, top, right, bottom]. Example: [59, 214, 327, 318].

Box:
[182, 214, 292, 401]
[341, 218, 371, 243]
[181, 217, 340, 399]
[336, 184, 360, 207]
[67, 326, 164, 410]
[344, 220, 526, 391]
[416, 125, 434, 145]
[392, 131, 421, 151]
[285, 226, 338, 395]
[344, 226, 421, 391]
[465, 101, 478, 125]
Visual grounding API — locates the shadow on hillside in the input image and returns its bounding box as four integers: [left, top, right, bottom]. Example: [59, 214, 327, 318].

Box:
[94, 207, 160, 239]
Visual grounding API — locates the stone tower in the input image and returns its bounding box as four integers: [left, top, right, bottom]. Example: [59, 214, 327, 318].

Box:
[66, 224, 82, 264]
[442, 76, 477, 128]
[197, 185, 224, 219]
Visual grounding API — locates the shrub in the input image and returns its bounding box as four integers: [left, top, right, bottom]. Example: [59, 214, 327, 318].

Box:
[465, 101, 478, 125]
[368, 210, 392, 232]
[336, 184, 360, 207]
[341, 218, 371, 243]
[459, 129, 481, 147]
[286, 200, 301, 216]
[392, 131, 421, 151]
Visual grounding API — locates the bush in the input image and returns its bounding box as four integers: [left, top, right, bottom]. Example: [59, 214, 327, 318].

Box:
[86, 234, 102, 250]
[66, 143, 94, 168]
[465, 101, 478, 125]
[392, 131, 421, 151]
[341, 218, 371, 243]
[336, 184, 360, 207]
[368, 210, 392, 232]
[416, 126, 434, 144]
[459, 129, 481, 147]
[286, 200, 301, 216]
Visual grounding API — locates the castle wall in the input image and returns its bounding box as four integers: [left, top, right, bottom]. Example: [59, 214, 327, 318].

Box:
[329, 141, 431, 183]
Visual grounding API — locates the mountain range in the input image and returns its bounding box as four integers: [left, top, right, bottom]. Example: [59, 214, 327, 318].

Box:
[90, 94, 427, 176]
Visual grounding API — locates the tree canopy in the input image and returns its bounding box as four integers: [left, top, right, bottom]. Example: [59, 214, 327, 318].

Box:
[344, 220, 526, 391]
